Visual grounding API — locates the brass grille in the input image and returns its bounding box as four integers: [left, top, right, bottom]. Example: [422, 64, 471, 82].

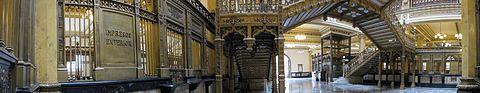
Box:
[166, 29, 184, 69]
[139, 18, 158, 77]
[60, 1, 95, 81]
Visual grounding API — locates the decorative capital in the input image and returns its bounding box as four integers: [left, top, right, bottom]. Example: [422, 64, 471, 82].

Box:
[243, 38, 256, 51]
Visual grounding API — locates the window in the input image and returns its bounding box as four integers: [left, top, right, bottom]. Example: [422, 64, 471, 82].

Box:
[140, 0, 155, 12]
[139, 19, 158, 76]
[446, 62, 450, 71]
[61, 7, 95, 81]
[383, 63, 387, 70]
[423, 62, 427, 71]
[166, 28, 184, 68]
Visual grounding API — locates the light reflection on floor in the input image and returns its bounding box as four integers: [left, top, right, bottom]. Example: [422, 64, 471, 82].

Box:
[284, 77, 458, 93]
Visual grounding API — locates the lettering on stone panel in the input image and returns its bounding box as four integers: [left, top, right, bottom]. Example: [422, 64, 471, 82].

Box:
[100, 11, 135, 65]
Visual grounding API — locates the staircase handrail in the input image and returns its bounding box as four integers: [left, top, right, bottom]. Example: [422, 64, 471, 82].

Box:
[383, 0, 416, 49]
[345, 44, 378, 77]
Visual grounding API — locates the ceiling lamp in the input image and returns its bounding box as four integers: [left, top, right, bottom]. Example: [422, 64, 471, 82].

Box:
[443, 43, 452, 47]
[434, 23, 447, 39]
[441, 40, 451, 47]
[434, 33, 447, 39]
[455, 34, 462, 39]
[295, 34, 306, 40]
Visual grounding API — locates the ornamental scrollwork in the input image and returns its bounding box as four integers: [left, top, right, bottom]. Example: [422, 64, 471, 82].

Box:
[100, 0, 135, 14]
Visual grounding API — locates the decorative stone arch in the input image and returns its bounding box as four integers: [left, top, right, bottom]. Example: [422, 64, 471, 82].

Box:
[221, 27, 247, 39]
[252, 26, 279, 38]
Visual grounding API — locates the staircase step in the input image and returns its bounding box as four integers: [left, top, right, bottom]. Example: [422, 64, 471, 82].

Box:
[370, 32, 394, 37]
[358, 18, 381, 26]
[362, 21, 386, 29]
[367, 29, 389, 35]
[372, 34, 395, 40]
[364, 25, 388, 32]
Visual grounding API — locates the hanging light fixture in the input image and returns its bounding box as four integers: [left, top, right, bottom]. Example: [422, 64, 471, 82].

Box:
[295, 34, 306, 40]
[441, 40, 452, 47]
[434, 23, 447, 39]
[455, 33, 462, 39]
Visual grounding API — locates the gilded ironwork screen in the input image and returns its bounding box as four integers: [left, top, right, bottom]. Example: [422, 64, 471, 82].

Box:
[139, 18, 159, 77]
[167, 28, 184, 69]
[60, 1, 95, 81]
[192, 40, 201, 70]
[206, 47, 215, 75]
[59, 0, 159, 80]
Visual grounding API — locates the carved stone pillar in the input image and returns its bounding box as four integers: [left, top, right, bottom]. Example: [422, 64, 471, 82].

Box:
[390, 51, 394, 88]
[359, 35, 366, 52]
[244, 38, 255, 51]
[35, 0, 60, 90]
[400, 48, 406, 90]
[214, 38, 224, 93]
[412, 54, 417, 87]
[275, 36, 285, 93]
[458, 0, 480, 91]
[271, 52, 277, 93]
[377, 52, 382, 87]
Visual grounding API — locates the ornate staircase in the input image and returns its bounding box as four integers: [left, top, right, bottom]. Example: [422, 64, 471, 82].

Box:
[232, 33, 275, 91]
[345, 45, 379, 83]
[282, 0, 415, 83]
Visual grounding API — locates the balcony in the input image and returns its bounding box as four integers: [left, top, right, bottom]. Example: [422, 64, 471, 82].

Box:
[395, 0, 461, 24]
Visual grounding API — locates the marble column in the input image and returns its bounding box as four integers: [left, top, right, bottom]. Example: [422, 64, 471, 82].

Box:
[390, 52, 394, 88]
[377, 52, 382, 87]
[457, 0, 479, 91]
[359, 35, 366, 52]
[214, 38, 224, 93]
[271, 53, 277, 93]
[400, 49, 406, 90]
[35, 0, 59, 89]
[276, 36, 285, 93]
[411, 54, 416, 87]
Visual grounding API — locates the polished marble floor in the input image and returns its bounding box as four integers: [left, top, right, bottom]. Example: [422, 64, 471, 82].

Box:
[263, 77, 458, 93]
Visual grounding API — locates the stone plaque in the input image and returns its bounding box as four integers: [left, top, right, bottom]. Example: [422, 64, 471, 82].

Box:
[100, 11, 135, 65]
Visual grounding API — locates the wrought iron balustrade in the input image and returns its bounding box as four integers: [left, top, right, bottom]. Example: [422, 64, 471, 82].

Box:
[345, 45, 378, 76]
[411, 0, 459, 8]
[218, 0, 281, 15]
[395, 0, 461, 24]
[384, 0, 416, 49]
[187, 0, 215, 23]
[282, 0, 303, 6]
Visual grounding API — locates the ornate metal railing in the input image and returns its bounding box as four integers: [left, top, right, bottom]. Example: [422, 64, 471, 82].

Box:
[384, 0, 416, 49]
[218, 0, 281, 15]
[282, 0, 303, 6]
[0, 42, 18, 92]
[411, 0, 459, 8]
[416, 47, 462, 53]
[281, 0, 333, 17]
[187, 0, 215, 23]
[345, 45, 378, 77]
[395, 0, 461, 24]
